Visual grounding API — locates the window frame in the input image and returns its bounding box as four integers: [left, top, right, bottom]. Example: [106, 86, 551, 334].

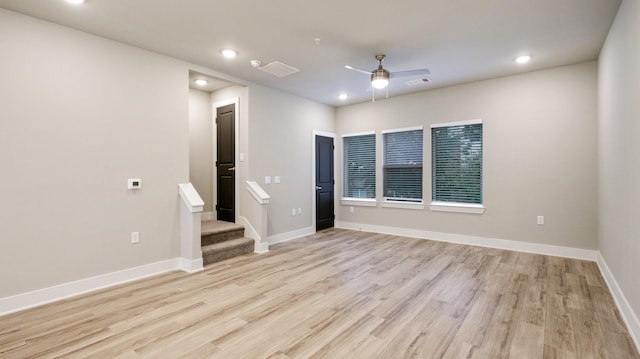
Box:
[341, 131, 377, 207]
[381, 126, 425, 209]
[430, 119, 485, 214]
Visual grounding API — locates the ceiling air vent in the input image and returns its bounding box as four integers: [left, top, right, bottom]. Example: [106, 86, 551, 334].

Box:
[258, 61, 300, 77]
[406, 78, 430, 86]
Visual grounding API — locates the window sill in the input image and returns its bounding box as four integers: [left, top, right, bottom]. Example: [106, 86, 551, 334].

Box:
[341, 198, 377, 207]
[430, 201, 485, 214]
[381, 200, 425, 210]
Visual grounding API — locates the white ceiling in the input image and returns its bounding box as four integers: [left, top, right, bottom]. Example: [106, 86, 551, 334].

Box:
[0, 0, 621, 106]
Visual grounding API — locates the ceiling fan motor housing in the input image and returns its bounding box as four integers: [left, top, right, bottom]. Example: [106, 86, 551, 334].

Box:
[371, 68, 389, 80]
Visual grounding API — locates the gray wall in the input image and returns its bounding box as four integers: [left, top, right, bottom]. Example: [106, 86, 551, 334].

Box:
[248, 84, 335, 236]
[598, 0, 640, 327]
[336, 62, 598, 250]
[188, 89, 213, 213]
[0, 9, 189, 297]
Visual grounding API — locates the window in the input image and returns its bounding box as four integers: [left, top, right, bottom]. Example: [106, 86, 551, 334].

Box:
[343, 133, 376, 200]
[382, 127, 423, 202]
[431, 120, 483, 208]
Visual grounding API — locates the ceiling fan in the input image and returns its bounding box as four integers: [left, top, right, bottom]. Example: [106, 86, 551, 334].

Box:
[345, 54, 430, 90]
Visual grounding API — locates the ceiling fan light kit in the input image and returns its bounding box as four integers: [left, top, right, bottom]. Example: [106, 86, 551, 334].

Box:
[371, 69, 390, 89]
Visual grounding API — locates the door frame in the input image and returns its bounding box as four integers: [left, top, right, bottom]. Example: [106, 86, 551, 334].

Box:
[311, 130, 337, 232]
[212, 97, 240, 223]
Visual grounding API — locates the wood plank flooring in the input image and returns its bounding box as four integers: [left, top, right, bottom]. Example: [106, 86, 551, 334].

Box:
[1, 228, 638, 358]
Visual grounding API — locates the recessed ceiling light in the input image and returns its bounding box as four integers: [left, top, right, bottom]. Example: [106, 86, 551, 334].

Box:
[195, 79, 208, 86]
[221, 49, 237, 59]
[66, 0, 86, 4]
[338, 93, 348, 100]
[515, 55, 532, 64]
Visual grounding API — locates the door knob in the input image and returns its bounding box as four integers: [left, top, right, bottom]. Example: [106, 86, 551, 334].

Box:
[315, 186, 322, 190]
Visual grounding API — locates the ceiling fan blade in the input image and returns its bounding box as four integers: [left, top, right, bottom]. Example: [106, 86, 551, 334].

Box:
[345, 65, 372, 76]
[390, 69, 431, 78]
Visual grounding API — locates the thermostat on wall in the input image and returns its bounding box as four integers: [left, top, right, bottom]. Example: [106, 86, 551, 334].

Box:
[127, 178, 142, 189]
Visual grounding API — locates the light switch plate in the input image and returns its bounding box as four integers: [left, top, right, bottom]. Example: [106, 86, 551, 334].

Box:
[274, 176, 281, 184]
[265, 176, 271, 184]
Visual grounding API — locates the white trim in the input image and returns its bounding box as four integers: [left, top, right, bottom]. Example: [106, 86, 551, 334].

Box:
[212, 97, 240, 223]
[179, 258, 204, 273]
[0, 258, 189, 316]
[430, 118, 483, 128]
[268, 226, 314, 245]
[381, 126, 423, 134]
[335, 221, 597, 261]
[311, 130, 337, 233]
[341, 198, 377, 207]
[312, 130, 336, 139]
[596, 252, 640, 352]
[430, 201, 485, 214]
[381, 200, 425, 210]
[342, 130, 376, 138]
[178, 183, 205, 213]
[246, 180, 270, 204]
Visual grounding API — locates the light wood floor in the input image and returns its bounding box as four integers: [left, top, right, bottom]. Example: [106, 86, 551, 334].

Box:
[1, 229, 638, 358]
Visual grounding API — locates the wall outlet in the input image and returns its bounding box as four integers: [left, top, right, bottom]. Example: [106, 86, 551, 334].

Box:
[291, 208, 296, 216]
[537, 216, 545, 225]
[127, 178, 142, 190]
[350, 206, 354, 213]
[131, 231, 140, 243]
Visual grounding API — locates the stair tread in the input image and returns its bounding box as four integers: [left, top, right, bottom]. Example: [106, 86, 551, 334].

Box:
[201, 220, 244, 236]
[201, 237, 254, 253]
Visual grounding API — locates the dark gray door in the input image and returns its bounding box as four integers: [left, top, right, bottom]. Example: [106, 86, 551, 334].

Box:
[216, 104, 235, 222]
[315, 135, 334, 230]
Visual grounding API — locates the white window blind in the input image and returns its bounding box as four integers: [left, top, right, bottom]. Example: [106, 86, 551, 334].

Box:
[431, 121, 483, 204]
[383, 129, 423, 202]
[343, 133, 376, 199]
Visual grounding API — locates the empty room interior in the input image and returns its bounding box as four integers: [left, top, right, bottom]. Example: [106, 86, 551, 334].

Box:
[1, 0, 639, 358]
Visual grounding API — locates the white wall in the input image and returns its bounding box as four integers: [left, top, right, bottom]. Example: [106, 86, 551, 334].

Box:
[248, 84, 335, 236]
[0, 9, 189, 297]
[336, 62, 598, 250]
[598, 0, 640, 333]
[188, 89, 213, 213]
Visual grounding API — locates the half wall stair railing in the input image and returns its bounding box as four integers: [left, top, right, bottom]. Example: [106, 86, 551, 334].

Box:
[178, 183, 205, 272]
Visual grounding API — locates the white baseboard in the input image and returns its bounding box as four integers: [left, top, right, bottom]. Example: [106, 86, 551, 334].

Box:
[179, 257, 204, 273]
[0, 258, 196, 316]
[201, 212, 215, 221]
[268, 226, 314, 245]
[596, 252, 640, 352]
[335, 221, 597, 261]
[254, 242, 269, 253]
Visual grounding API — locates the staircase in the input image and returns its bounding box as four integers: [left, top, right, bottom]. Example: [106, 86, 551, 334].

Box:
[201, 220, 254, 265]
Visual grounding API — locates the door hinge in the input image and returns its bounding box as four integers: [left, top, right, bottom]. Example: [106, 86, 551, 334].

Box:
[332, 180, 335, 185]
[215, 204, 219, 211]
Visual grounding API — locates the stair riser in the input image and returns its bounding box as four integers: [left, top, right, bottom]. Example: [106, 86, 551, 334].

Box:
[201, 228, 245, 246]
[203, 243, 254, 265]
